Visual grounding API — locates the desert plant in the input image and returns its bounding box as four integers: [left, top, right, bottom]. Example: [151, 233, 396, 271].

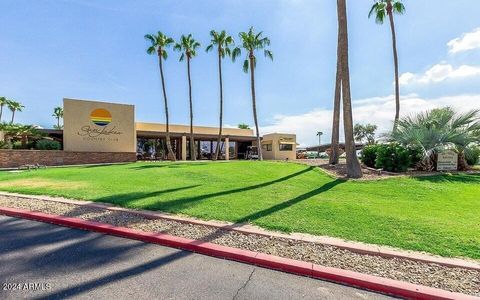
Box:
[389, 107, 480, 170]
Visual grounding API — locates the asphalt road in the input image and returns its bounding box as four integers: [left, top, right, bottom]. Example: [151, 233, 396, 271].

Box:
[0, 215, 393, 300]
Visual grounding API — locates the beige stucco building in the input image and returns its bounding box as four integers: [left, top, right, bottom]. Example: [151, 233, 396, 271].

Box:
[46, 98, 297, 161]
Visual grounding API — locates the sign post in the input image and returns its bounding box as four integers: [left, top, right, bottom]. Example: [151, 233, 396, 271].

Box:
[437, 150, 458, 171]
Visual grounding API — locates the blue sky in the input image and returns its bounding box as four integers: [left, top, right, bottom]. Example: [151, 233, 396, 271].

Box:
[1, 0, 480, 146]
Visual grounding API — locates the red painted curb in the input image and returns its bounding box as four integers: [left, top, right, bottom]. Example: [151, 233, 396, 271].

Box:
[0, 207, 477, 300]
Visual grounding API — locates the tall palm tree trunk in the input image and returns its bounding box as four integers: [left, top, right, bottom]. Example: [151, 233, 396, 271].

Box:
[11, 110, 15, 124]
[0, 106, 3, 122]
[329, 35, 342, 165]
[187, 56, 196, 160]
[387, 1, 400, 132]
[57, 117, 60, 128]
[249, 52, 263, 161]
[213, 48, 224, 161]
[337, 0, 362, 178]
[158, 50, 176, 161]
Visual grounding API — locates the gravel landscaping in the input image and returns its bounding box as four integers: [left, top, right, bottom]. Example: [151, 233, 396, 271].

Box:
[0, 194, 479, 296]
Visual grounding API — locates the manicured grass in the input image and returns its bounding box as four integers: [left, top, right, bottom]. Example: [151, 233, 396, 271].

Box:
[0, 161, 479, 259]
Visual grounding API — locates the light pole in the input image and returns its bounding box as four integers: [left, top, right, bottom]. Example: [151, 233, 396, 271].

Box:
[316, 131, 323, 158]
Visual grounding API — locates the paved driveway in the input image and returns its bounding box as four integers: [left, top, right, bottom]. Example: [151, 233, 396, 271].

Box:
[0, 215, 393, 299]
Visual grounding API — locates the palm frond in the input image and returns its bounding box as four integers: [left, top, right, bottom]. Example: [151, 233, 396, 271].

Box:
[243, 59, 249, 73]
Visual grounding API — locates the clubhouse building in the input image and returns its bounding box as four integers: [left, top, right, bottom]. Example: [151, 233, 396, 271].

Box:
[38, 98, 297, 164]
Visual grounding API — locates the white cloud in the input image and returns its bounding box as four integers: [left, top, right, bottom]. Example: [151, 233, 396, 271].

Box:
[261, 94, 480, 147]
[399, 63, 480, 85]
[447, 27, 480, 54]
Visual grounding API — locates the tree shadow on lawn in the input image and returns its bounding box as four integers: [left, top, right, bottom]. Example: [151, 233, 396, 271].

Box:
[413, 173, 480, 184]
[129, 162, 210, 170]
[92, 185, 201, 206]
[32, 173, 346, 298]
[132, 166, 319, 212]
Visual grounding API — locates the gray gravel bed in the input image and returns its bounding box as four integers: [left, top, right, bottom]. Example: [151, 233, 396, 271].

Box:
[0, 195, 478, 296]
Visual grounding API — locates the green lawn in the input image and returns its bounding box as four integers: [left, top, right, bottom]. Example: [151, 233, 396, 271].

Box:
[0, 161, 479, 259]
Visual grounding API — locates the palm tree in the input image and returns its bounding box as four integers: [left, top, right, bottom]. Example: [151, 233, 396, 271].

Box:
[239, 27, 273, 161]
[206, 30, 241, 161]
[174, 34, 201, 161]
[337, 0, 363, 178]
[0, 97, 7, 122]
[7, 100, 24, 124]
[238, 123, 250, 129]
[329, 25, 342, 166]
[145, 31, 177, 161]
[52, 106, 64, 129]
[369, 0, 405, 131]
[390, 107, 480, 171]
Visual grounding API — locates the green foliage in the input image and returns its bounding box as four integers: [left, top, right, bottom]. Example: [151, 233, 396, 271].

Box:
[238, 27, 273, 73]
[174, 34, 201, 61]
[35, 139, 61, 150]
[238, 123, 250, 129]
[144, 31, 175, 60]
[206, 30, 241, 61]
[465, 145, 480, 166]
[360, 144, 379, 168]
[368, 0, 405, 24]
[375, 143, 411, 172]
[390, 107, 480, 170]
[354, 123, 377, 145]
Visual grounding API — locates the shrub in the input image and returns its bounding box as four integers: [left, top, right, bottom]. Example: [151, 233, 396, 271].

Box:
[35, 139, 61, 150]
[375, 143, 411, 173]
[360, 144, 379, 168]
[466, 146, 480, 166]
[407, 146, 424, 168]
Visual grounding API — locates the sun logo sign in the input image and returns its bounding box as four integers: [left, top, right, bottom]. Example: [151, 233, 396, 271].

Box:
[90, 108, 112, 127]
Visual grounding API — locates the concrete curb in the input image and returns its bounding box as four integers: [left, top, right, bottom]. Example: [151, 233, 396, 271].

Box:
[1, 191, 478, 271]
[1, 206, 477, 300]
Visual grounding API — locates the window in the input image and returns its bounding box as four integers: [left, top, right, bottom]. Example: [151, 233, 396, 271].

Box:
[279, 144, 293, 151]
[262, 144, 272, 151]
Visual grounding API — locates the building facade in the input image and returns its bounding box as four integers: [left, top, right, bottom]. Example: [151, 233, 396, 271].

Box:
[47, 98, 297, 162]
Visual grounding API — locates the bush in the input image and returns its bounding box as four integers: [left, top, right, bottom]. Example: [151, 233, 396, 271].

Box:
[466, 146, 480, 166]
[375, 143, 412, 173]
[35, 139, 61, 150]
[360, 144, 379, 168]
[407, 146, 424, 168]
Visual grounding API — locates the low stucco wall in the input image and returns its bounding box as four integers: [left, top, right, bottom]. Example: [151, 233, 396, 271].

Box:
[0, 150, 136, 168]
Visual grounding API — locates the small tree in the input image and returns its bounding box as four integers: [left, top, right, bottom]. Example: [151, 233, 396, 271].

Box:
[52, 106, 64, 129]
[238, 123, 250, 129]
[0, 97, 7, 122]
[354, 123, 377, 145]
[7, 100, 24, 124]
